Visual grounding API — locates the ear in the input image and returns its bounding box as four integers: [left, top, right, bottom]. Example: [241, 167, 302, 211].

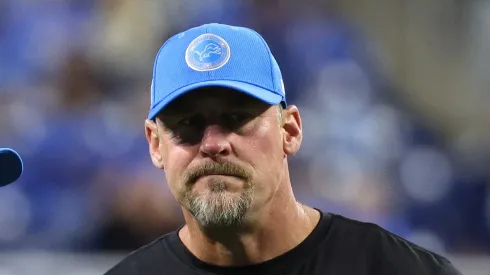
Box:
[282, 105, 302, 155]
[145, 119, 165, 169]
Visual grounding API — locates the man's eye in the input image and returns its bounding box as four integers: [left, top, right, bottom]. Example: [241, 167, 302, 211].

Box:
[177, 115, 205, 127]
[178, 118, 191, 126]
[223, 112, 252, 128]
[229, 112, 250, 122]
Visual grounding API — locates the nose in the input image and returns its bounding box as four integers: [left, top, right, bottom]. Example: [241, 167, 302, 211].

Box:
[199, 125, 232, 158]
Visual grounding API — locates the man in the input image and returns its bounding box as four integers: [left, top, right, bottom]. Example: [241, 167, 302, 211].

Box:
[0, 148, 23, 187]
[105, 23, 462, 275]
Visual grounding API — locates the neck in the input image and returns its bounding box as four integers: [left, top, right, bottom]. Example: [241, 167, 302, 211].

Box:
[178, 184, 320, 266]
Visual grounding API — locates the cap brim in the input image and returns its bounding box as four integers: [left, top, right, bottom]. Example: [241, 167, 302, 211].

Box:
[148, 80, 284, 120]
[0, 148, 23, 186]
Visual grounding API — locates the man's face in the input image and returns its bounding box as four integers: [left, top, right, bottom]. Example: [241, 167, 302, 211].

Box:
[146, 87, 291, 228]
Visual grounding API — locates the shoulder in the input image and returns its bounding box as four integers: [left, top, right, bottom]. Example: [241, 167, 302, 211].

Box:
[103, 232, 177, 275]
[328, 213, 462, 275]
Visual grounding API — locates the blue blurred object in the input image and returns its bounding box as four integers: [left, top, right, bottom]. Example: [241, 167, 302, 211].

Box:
[0, 148, 23, 186]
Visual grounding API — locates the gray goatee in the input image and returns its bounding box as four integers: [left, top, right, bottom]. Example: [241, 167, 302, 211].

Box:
[182, 161, 255, 228]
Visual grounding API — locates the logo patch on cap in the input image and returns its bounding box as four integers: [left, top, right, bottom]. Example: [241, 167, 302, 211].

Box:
[185, 34, 230, 71]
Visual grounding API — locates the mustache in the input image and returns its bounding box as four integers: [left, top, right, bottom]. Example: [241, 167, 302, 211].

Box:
[182, 161, 251, 185]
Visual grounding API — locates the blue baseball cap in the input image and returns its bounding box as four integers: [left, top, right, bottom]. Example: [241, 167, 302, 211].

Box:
[148, 23, 287, 120]
[0, 148, 23, 186]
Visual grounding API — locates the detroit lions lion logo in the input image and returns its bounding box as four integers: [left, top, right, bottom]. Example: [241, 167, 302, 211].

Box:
[194, 43, 222, 61]
[186, 34, 230, 71]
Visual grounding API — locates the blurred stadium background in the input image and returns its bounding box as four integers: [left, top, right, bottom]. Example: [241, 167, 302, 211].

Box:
[0, 0, 489, 274]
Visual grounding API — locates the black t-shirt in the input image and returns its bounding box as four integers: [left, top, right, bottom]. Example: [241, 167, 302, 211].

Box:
[104, 212, 462, 275]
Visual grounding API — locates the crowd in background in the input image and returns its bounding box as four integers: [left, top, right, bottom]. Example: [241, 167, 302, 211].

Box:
[0, 0, 489, 256]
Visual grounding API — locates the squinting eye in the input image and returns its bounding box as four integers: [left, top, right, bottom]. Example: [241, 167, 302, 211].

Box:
[178, 118, 191, 126]
[177, 115, 205, 128]
[222, 112, 252, 129]
[228, 112, 250, 122]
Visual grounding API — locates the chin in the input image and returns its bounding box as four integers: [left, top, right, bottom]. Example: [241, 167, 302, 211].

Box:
[186, 188, 255, 227]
